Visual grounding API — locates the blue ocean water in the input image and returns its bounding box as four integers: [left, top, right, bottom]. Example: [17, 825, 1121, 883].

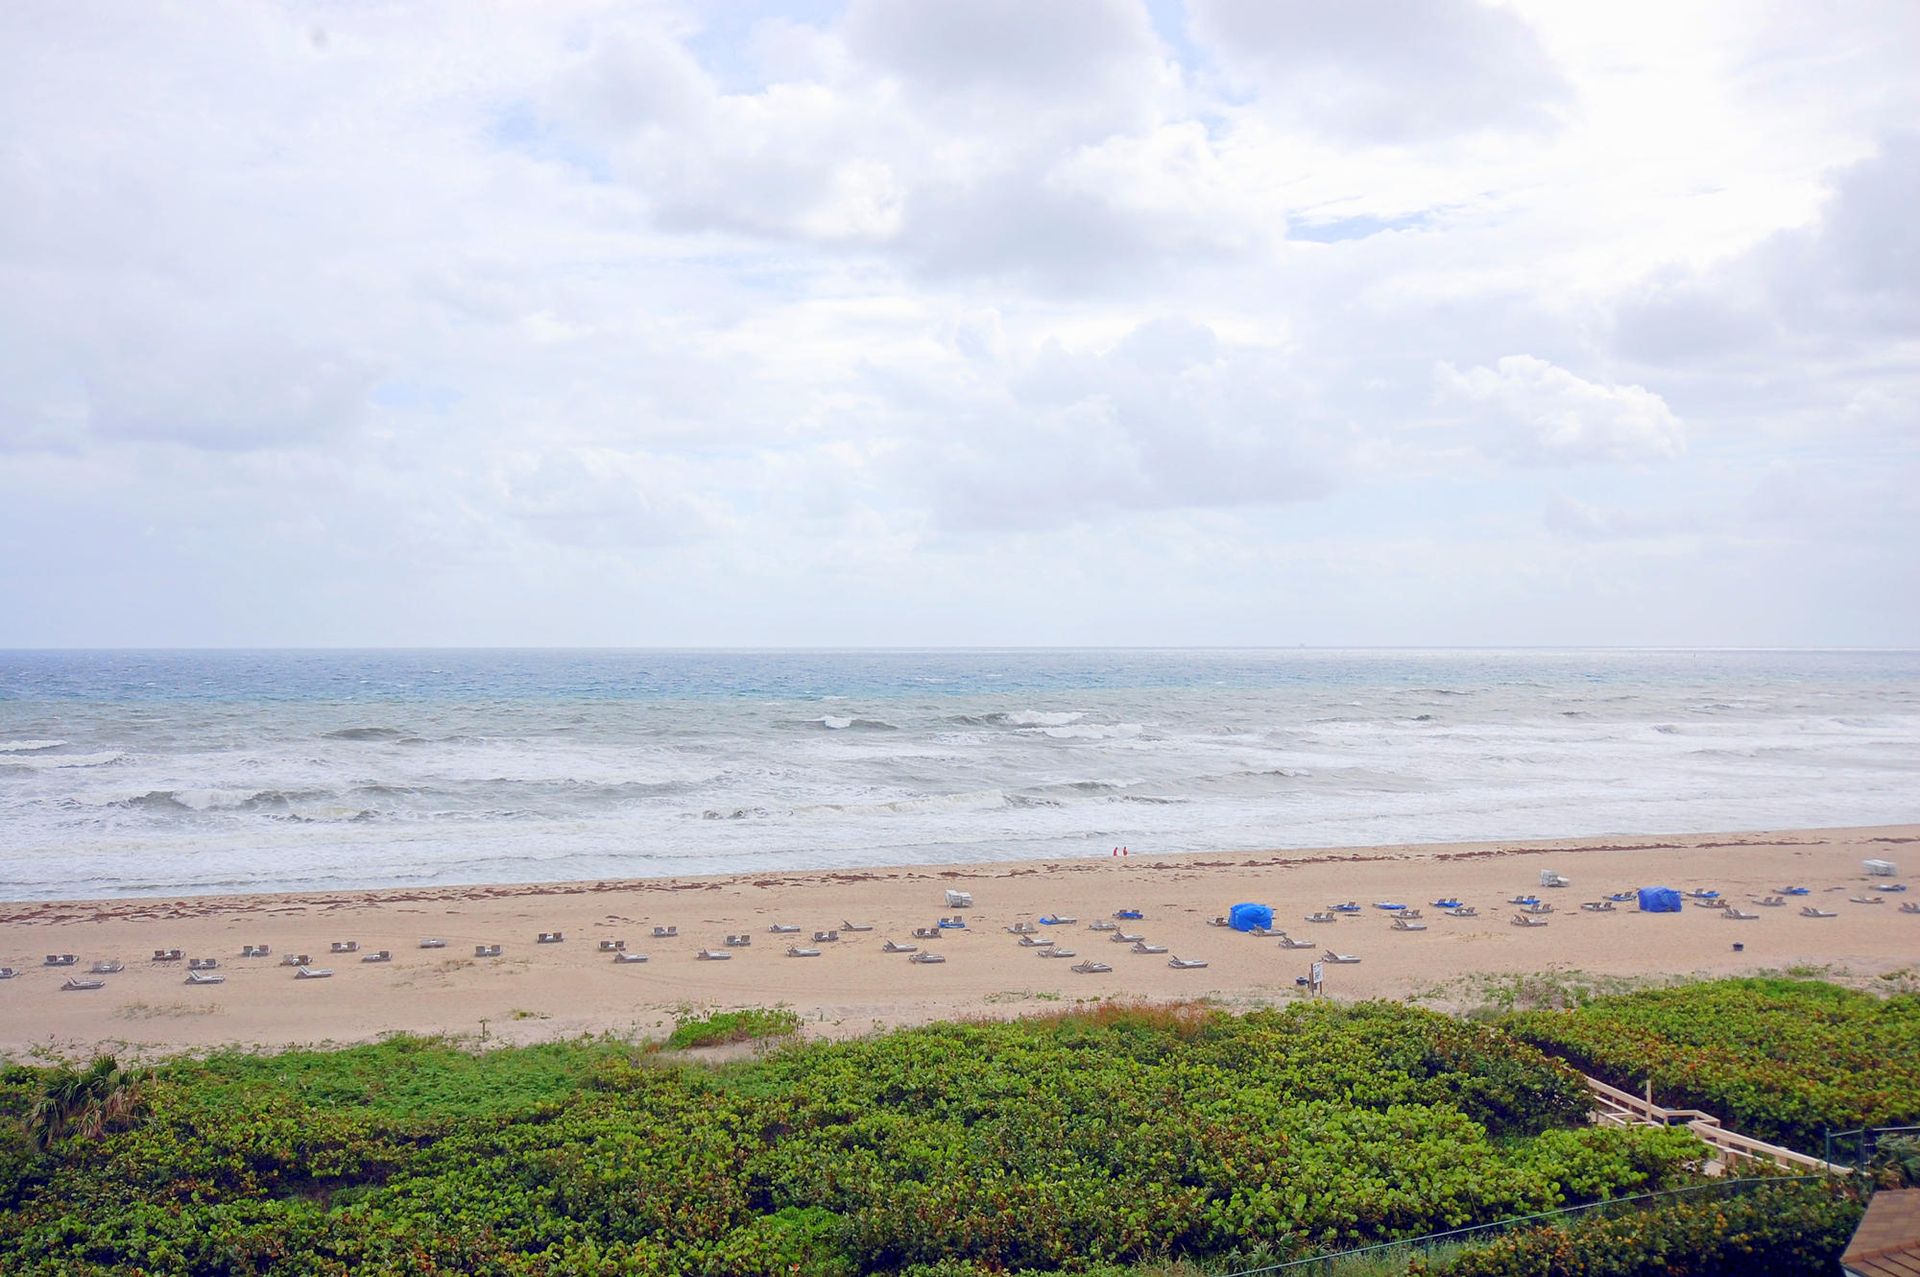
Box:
[2, 649, 1916, 900]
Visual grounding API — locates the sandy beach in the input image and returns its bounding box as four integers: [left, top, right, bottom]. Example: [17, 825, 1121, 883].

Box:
[2, 823, 1914, 1060]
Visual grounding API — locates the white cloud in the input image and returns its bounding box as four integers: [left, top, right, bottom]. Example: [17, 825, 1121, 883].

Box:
[1437, 355, 1685, 464]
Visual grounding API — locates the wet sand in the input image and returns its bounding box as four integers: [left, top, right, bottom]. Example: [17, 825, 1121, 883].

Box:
[2, 824, 1915, 1059]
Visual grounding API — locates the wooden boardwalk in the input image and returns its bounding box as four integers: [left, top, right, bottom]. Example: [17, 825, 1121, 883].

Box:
[1583, 1074, 1850, 1174]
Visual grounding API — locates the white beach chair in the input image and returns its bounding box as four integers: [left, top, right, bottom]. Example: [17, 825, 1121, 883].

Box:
[1018, 935, 1051, 947]
[0, 968, 16, 979]
[1579, 901, 1615, 913]
[725, 933, 752, 947]
[62, 977, 106, 991]
[1305, 912, 1336, 924]
[536, 932, 564, 944]
[768, 923, 801, 933]
[362, 950, 392, 962]
[1900, 902, 1919, 915]
[1131, 940, 1168, 954]
[88, 960, 124, 974]
[1089, 920, 1118, 932]
[1848, 895, 1885, 905]
[1038, 946, 1076, 958]
[1723, 908, 1758, 920]
[1111, 930, 1144, 943]
[331, 941, 360, 953]
[188, 957, 218, 970]
[881, 939, 918, 953]
[1206, 915, 1230, 927]
[1168, 956, 1210, 969]
[812, 929, 839, 943]
[598, 938, 626, 952]
[1005, 921, 1038, 934]
[294, 967, 333, 979]
[417, 939, 445, 949]
[843, 920, 875, 932]
[152, 948, 183, 962]
[185, 970, 225, 985]
[1755, 896, 1786, 907]
[1800, 907, 1837, 918]
[1524, 902, 1553, 914]
[1278, 935, 1315, 949]
[280, 953, 313, 966]
[474, 944, 502, 957]
[1391, 917, 1427, 932]
[944, 890, 973, 909]
[696, 948, 732, 960]
[786, 945, 822, 958]
[1071, 960, 1112, 974]
[909, 951, 946, 963]
[913, 926, 941, 939]
[1445, 906, 1478, 918]
[44, 954, 76, 967]
[242, 944, 271, 957]
[1322, 950, 1360, 964]
[1511, 913, 1549, 927]
[652, 925, 678, 938]
[612, 951, 649, 964]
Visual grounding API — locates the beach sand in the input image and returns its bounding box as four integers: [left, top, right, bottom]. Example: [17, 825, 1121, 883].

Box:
[2, 824, 1915, 1060]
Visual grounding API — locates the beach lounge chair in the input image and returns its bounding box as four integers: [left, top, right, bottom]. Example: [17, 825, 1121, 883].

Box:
[1110, 930, 1144, 943]
[1723, 908, 1758, 920]
[786, 945, 821, 958]
[812, 930, 839, 943]
[1114, 908, 1143, 920]
[1206, 915, 1230, 927]
[1778, 886, 1810, 895]
[1525, 902, 1554, 914]
[1511, 913, 1549, 927]
[1168, 956, 1209, 969]
[0, 968, 15, 979]
[697, 948, 732, 960]
[1508, 895, 1540, 906]
[1373, 902, 1407, 911]
[1399, 909, 1424, 920]
[1882, 883, 1909, 893]
[937, 916, 966, 929]
[768, 923, 801, 933]
[536, 932, 564, 944]
[188, 957, 218, 970]
[1755, 896, 1786, 907]
[361, 949, 392, 962]
[944, 890, 973, 909]
[613, 951, 649, 964]
[908, 951, 946, 963]
[1900, 902, 1920, 914]
[44, 954, 76, 967]
[1693, 898, 1728, 909]
[1005, 921, 1038, 934]
[1039, 947, 1077, 958]
[1018, 935, 1051, 947]
[88, 960, 124, 974]
[1579, 901, 1615, 913]
[152, 948, 183, 962]
[881, 939, 918, 953]
[1430, 899, 1463, 910]
[294, 967, 333, 979]
[331, 941, 360, 953]
[1247, 925, 1277, 938]
[62, 977, 106, 991]
[1305, 911, 1336, 924]
[1606, 891, 1636, 902]
[1540, 871, 1571, 888]
[844, 920, 875, 931]
[1132, 940, 1168, 954]
[652, 925, 678, 938]
[1089, 920, 1119, 932]
[418, 939, 445, 949]
[1331, 902, 1361, 914]
[1038, 914, 1076, 925]
[913, 926, 941, 939]
[1278, 935, 1315, 949]
[474, 944, 502, 957]
[243, 943, 271, 957]
[1071, 960, 1112, 974]
[599, 938, 626, 952]
[185, 970, 225, 985]
[1684, 889, 1721, 900]
[1391, 917, 1427, 932]
[725, 933, 752, 947]
[1800, 906, 1837, 918]
[280, 953, 313, 966]
[1848, 895, 1884, 905]
[1445, 906, 1478, 917]
[1322, 950, 1360, 964]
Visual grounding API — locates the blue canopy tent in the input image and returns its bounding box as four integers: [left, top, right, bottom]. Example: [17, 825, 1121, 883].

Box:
[1229, 902, 1273, 932]
[1637, 886, 1681, 913]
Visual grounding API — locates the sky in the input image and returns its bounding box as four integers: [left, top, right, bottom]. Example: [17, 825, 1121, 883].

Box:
[1, 0, 1916, 648]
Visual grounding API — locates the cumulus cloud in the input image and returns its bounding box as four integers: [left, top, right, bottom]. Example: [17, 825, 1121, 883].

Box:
[1188, 0, 1567, 142]
[1437, 356, 1685, 464]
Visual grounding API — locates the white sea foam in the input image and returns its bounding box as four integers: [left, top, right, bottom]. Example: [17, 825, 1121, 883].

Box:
[0, 739, 66, 753]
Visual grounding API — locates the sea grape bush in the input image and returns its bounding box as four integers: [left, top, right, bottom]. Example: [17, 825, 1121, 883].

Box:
[0, 1002, 1701, 1275]
[1505, 977, 1920, 1153]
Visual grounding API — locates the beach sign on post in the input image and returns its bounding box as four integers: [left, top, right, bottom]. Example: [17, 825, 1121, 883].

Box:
[1310, 960, 1324, 995]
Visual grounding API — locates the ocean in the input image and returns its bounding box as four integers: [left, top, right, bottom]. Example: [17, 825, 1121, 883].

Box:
[1, 649, 1916, 900]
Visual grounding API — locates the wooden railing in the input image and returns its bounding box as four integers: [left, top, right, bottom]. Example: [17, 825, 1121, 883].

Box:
[1582, 1075, 1849, 1174]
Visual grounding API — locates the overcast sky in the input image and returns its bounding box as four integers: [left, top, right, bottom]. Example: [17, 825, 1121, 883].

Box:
[2, 1, 1916, 648]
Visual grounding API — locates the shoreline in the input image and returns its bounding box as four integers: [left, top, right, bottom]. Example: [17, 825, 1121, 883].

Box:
[3, 822, 1915, 1059]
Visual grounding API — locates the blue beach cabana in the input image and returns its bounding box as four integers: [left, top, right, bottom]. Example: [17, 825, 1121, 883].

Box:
[1228, 902, 1273, 932]
[1637, 886, 1681, 913]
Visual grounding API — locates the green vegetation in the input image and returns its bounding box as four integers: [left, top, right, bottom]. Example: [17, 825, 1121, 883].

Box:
[0, 1001, 1704, 1275]
[1505, 977, 1920, 1153]
[663, 1005, 803, 1050]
